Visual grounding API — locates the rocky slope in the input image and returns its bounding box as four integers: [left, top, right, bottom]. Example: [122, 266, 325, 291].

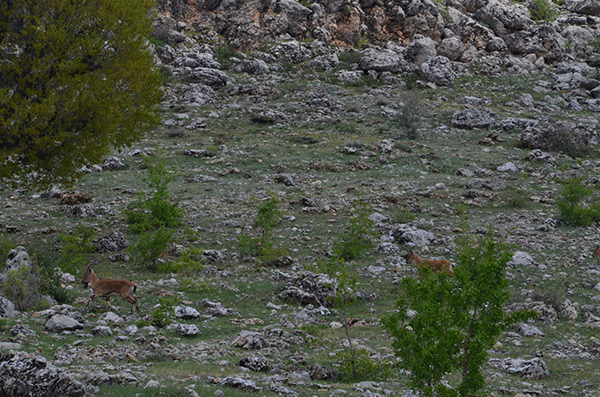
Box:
[1, 0, 600, 396]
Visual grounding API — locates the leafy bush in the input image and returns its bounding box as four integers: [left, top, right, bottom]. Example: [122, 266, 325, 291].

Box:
[156, 246, 203, 274]
[529, 0, 559, 21]
[0, 264, 40, 311]
[129, 227, 174, 271]
[214, 44, 238, 70]
[0, 235, 17, 258]
[0, 0, 162, 188]
[556, 178, 600, 226]
[544, 124, 589, 156]
[126, 155, 182, 233]
[336, 348, 393, 382]
[151, 296, 178, 328]
[395, 91, 423, 140]
[40, 267, 74, 305]
[383, 232, 535, 395]
[238, 194, 289, 265]
[58, 225, 96, 274]
[333, 201, 377, 261]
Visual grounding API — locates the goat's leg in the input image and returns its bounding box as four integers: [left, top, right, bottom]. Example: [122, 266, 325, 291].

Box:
[85, 294, 96, 311]
[124, 295, 139, 314]
[103, 296, 118, 311]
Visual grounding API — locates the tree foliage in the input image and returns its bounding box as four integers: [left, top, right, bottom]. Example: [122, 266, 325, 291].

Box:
[383, 232, 534, 396]
[0, 0, 162, 188]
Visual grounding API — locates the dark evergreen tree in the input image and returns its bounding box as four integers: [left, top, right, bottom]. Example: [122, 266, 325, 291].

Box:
[0, 0, 162, 188]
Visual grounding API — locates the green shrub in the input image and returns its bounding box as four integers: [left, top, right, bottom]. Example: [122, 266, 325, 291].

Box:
[130, 227, 174, 271]
[0, 235, 17, 257]
[40, 267, 74, 305]
[333, 201, 377, 261]
[126, 154, 182, 233]
[0, 264, 40, 311]
[214, 44, 238, 70]
[336, 348, 393, 382]
[58, 225, 96, 274]
[383, 231, 535, 396]
[529, 0, 559, 21]
[156, 247, 203, 274]
[238, 194, 288, 265]
[151, 296, 178, 328]
[395, 91, 423, 140]
[556, 178, 600, 226]
[544, 124, 589, 156]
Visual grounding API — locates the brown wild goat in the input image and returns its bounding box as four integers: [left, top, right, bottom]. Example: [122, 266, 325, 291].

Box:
[405, 249, 454, 276]
[594, 245, 600, 264]
[82, 263, 140, 314]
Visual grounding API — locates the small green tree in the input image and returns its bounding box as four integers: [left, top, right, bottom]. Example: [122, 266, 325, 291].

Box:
[395, 92, 423, 140]
[317, 255, 391, 382]
[58, 225, 96, 274]
[127, 155, 183, 233]
[238, 194, 288, 265]
[556, 178, 600, 227]
[529, 0, 559, 21]
[0, 0, 162, 188]
[333, 201, 377, 261]
[383, 232, 533, 396]
[126, 154, 182, 270]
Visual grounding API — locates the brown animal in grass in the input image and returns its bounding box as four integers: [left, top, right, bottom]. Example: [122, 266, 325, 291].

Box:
[594, 245, 600, 264]
[82, 263, 140, 314]
[405, 249, 454, 276]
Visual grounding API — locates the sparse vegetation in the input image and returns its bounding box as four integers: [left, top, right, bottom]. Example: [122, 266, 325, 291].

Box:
[556, 178, 600, 226]
[395, 92, 423, 140]
[238, 194, 289, 265]
[529, 0, 559, 21]
[1, 5, 599, 394]
[383, 232, 535, 396]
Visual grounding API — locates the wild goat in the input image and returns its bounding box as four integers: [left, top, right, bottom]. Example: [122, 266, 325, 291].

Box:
[82, 263, 140, 314]
[594, 245, 600, 264]
[405, 249, 454, 276]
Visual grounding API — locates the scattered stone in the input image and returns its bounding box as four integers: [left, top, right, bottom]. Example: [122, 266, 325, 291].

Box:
[518, 323, 545, 337]
[488, 357, 550, 379]
[91, 326, 113, 336]
[103, 156, 126, 170]
[175, 305, 202, 319]
[239, 354, 272, 372]
[175, 323, 200, 337]
[451, 108, 496, 129]
[0, 296, 16, 319]
[219, 376, 262, 393]
[524, 149, 556, 165]
[45, 314, 84, 332]
[202, 250, 225, 263]
[201, 299, 238, 316]
[309, 363, 334, 380]
[232, 330, 269, 350]
[0, 351, 88, 396]
[419, 56, 456, 86]
[96, 231, 129, 253]
[390, 224, 435, 247]
[294, 304, 330, 324]
[497, 162, 518, 172]
[508, 251, 535, 267]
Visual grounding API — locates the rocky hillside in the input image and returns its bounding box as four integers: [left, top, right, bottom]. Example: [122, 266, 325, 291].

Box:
[1, 0, 600, 396]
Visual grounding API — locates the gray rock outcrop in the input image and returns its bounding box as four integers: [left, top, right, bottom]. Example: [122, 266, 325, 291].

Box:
[0, 351, 88, 396]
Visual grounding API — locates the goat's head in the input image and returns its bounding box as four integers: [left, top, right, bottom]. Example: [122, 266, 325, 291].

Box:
[82, 263, 95, 288]
[404, 248, 418, 263]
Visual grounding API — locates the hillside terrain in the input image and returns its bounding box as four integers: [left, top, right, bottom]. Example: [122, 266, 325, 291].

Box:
[1, 0, 600, 395]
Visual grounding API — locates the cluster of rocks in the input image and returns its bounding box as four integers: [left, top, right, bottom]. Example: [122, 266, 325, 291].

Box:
[151, 0, 600, 91]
